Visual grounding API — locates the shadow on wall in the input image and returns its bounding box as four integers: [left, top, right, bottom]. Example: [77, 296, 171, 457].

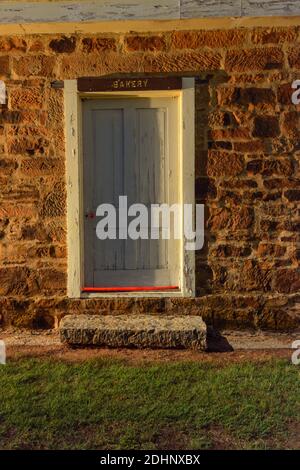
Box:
[194, 71, 230, 297]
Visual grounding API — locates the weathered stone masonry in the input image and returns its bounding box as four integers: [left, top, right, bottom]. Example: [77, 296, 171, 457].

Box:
[0, 27, 299, 329]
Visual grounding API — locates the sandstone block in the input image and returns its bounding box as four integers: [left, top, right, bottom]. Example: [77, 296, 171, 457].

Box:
[263, 178, 297, 190]
[6, 126, 49, 155]
[29, 40, 45, 52]
[125, 35, 166, 52]
[237, 87, 275, 106]
[49, 36, 76, 53]
[60, 52, 143, 79]
[0, 267, 32, 296]
[144, 51, 221, 73]
[38, 268, 66, 295]
[60, 314, 207, 350]
[0, 110, 22, 125]
[257, 243, 286, 257]
[253, 116, 280, 138]
[19, 158, 64, 177]
[0, 158, 18, 175]
[82, 37, 117, 53]
[10, 88, 43, 110]
[210, 244, 251, 258]
[273, 269, 300, 294]
[282, 112, 300, 139]
[0, 56, 9, 77]
[219, 87, 275, 107]
[277, 83, 295, 105]
[208, 206, 254, 231]
[42, 182, 66, 217]
[0, 37, 27, 52]
[1, 184, 39, 202]
[236, 260, 271, 292]
[207, 150, 244, 177]
[208, 111, 237, 128]
[247, 159, 293, 177]
[225, 48, 284, 72]
[288, 46, 300, 69]
[0, 203, 38, 218]
[233, 140, 268, 152]
[251, 28, 298, 44]
[284, 190, 300, 201]
[170, 30, 247, 49]
[209, 128, 251, 140]
[13, 55, 56, 78]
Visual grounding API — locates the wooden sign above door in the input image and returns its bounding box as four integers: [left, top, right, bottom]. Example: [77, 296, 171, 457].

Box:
[78, 76, 182, 92]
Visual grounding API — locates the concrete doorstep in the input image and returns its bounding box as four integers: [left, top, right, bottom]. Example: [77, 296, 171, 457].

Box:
[60, 314, 207, 350]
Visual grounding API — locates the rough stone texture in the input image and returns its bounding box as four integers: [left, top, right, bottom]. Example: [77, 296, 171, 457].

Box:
[250, 27, 298, 45]
[49, 36, 76, 54]
[60, 314, 207, 350]
[170, 30, 248, 49]
[0, 56, 9, 77]
[225, 47, 284, 72]
[0, 26, 299, 331]
[253, 116, 280, 138]
[81, 37, 117, 53]
[125, 35, 166, 52]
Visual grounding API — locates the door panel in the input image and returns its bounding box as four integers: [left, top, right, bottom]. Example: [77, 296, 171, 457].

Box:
[82, 97, 180, 289]
[94, 109, 124, 271]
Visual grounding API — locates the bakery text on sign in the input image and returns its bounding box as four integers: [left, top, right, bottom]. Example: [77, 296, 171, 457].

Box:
[112, 79, 149, 90]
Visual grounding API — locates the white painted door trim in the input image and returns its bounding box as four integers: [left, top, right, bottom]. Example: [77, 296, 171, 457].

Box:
[64, 78, 195, 298]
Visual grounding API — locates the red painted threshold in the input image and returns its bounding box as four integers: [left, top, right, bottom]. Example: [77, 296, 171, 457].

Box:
[82, 286, 179, 292]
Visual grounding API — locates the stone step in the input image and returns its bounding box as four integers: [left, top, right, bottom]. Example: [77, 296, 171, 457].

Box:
[60, 314, 207, 350]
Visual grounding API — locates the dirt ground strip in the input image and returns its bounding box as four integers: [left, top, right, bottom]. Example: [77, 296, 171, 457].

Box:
[0, 328, 299, 363]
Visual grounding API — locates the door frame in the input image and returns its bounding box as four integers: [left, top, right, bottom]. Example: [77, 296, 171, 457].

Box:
[64, 77, 195, 298]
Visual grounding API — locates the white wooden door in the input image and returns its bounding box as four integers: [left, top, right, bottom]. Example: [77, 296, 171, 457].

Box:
[82, 97, 180, 290]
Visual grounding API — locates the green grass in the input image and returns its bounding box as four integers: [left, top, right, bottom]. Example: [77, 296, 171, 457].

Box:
[0, 358, 299, 449]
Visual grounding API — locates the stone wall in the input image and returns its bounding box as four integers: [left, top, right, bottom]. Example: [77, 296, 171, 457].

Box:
[0, 27, 299, 330]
